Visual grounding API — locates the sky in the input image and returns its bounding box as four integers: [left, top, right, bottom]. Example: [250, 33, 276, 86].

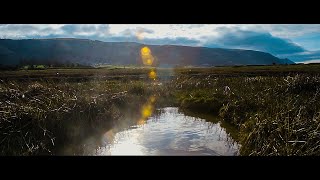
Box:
[1, 24, 320, 62]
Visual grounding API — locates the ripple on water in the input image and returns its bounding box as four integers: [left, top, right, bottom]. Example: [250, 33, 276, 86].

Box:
[93, 107, 239, 156]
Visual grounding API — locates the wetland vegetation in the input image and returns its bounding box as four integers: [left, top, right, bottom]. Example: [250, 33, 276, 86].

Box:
[1, 64, 320, 155]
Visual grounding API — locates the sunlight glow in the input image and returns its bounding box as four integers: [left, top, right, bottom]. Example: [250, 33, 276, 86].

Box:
[110, 142, 144, 155]
[108, 132, 145, 155]
[97, 107, 239, 156]
[136, 30, 144, 40]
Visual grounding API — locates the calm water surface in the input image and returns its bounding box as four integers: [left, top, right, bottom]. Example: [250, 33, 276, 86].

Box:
[61, 107, 239, 156]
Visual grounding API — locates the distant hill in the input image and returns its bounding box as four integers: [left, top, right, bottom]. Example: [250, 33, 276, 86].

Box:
[0, 38, 294, 67]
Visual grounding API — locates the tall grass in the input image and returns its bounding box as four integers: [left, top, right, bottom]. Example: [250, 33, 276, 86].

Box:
[0, 78, 157, 155]
[1, 67, 320, 155]
[173, 73, 320, 155]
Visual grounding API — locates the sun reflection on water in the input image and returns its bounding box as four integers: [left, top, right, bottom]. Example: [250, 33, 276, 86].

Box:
[138, 95, 157, 125]
[96, 107, 239, 156]
[98, 39, 162, 155]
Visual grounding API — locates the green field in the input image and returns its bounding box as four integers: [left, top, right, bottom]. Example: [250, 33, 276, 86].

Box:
[2, 63, 320, 79]
[1, 64, 320, 155]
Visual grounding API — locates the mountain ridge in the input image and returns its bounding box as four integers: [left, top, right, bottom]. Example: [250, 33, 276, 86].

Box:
[0, 39, 294, 66]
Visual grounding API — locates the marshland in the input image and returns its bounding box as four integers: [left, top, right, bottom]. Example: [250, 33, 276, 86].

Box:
[1, 64, 320, 155]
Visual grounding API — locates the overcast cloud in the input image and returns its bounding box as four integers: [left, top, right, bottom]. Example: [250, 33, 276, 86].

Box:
[1, 24, 320, 61]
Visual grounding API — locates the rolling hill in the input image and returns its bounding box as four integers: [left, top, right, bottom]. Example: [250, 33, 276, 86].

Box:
[0, 38, 294, 67]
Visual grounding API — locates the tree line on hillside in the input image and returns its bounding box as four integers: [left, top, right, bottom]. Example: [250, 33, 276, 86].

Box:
[0, 58, 92, 70]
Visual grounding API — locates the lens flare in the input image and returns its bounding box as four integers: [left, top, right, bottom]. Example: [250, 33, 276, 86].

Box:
[142, 104, 153, 118]
[137, 95, 157, 125]
[146, 59, 152, 65]
[142, 57, 154, 66]
[137, 44, 159, 126]
[140, 46, 155, 66]
[149, 70, 157, 80]
[141, 47, 151, 56]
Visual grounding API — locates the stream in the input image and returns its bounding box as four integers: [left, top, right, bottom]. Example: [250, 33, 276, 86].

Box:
[59, 107, 239, 156]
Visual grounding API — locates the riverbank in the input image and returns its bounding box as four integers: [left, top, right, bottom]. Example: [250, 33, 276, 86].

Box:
[174, 73, 320, 155]
[1, 65, 320, 155]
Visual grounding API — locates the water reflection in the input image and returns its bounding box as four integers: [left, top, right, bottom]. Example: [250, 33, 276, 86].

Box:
[137, 95, 156, 125]
[92, 107, 239, 156]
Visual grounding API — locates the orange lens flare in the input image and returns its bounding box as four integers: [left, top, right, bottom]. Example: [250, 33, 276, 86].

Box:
[137, 95, 157, 125]
[146, 59, 152, 65]
[149, 70, 157, 80]
[142, 104, 153, 118]
[137, 45, 158, 126]
[140, 46, 155, 66]
[141, 47, 151, 56]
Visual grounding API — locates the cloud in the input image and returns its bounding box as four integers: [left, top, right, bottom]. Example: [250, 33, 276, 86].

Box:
[202, 29, 305, 55]
[0, 24, 64, 39]
[215, 24, 320, 39]
[135, 27, 154, 34]
[291, 33, 320, 51]
[140, 37, 200, 46]
[2, 24, 320, 40]
[296, 59, 320, 64]
[116, 27, 154, 41]
[98, 36, 200, 47]
[61, 24, 109, 36]
[105, 27, 200, 46]
[1, 24, 320, 62]
[277, 50, 320, 62]
[0, 24, 110, 39]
